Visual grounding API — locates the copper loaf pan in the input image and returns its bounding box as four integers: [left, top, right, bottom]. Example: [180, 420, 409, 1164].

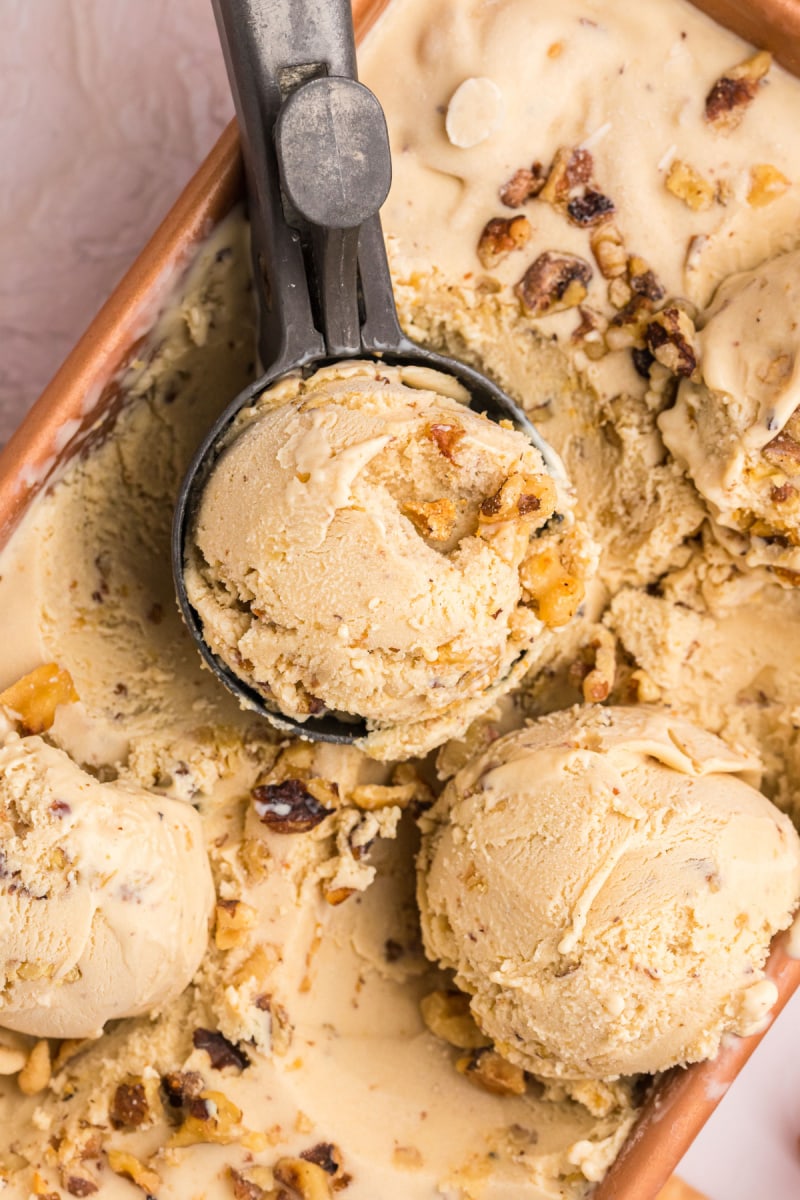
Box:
[2, 1, 799, 1196]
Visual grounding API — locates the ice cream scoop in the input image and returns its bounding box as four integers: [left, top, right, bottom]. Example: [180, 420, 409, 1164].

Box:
[173, 0, 566, 747]
[0, 735, 214, 1039]
[418, 706, 800, 1081]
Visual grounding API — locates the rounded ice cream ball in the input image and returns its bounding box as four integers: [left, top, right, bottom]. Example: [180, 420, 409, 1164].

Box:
[185, 361, 592, 758]
[0, 734, 214, 1038]
[418, 705, 800, 1081]
[660, 250, 800, 575]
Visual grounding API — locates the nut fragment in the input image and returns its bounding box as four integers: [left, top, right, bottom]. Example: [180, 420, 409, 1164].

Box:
[228, 1166, 275, 1200]
[300, 1143, 344, 1177]
[539, 146, 594, 205]
[215, 899, 258, 950]
[110, 1079, 150, 1130]
[763, 411, 800, 473]
[0, 663, 78, 734]
[350, 782, 417, 810]
[705, 50, 772, 132]
[747, 164, 791, 207]
[455, 1048, 527, 1096]
[403, 498, 457, 542]
[499, 163, 545, 207]
[420, 990, 492, 1049]
[193, 1027, 250, 1072]
[645, 306, 698, 378]
[516, 251, 592, 317]
[521, 543, 585, 628]
[106, 1151, 161, 1197]
[627, 256, 665, 303]
[274, 1156, 333, 1200]
[590, 221, 627, 279]
[427, 422, 465, 462]
[476, 215, 531, 269]
[18, 1039, 51, 1096]
[566, 189, 615, 227]
[479, 472, 557, 527]
[168, 1088, 243, 1147]
[252, 779, 333, 834]
[665, 160, 714, 211]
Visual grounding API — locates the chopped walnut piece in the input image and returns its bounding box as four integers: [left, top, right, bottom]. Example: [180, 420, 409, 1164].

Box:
[323, 885, 357, 906]
[627, 256, 665, 302]
[274, 1156, 333, 1200]
[106, 1151, 161, 1197]
[645, 306, 698, 378]
[63, 1175, 98, 1198]
[540, 146, 594, 205]
[605, 294, 654, 351]
[479, 472, 557, 527]
[252, 779, 333, 834]
[300, 1143, 344, 1177]
[403, 498, 457, 542]
[456, 1048, 527, 1096]
[764, 411, 800, 473]
[499, 163, 545, 207]
[0, 663, 78, 734]
[747, 164, 791, 207]
[427, 422, 465, 462]
[516, 251, 592, 317]
[350, 782, 417, 810]
[566, 188, 615, 227]
[228, 1166, 273, 1200]
[521, 543, 585, 628]
[18, 1039, 51, 1096]
[161, 1069, 205, 1110]
[420, 990, 492, 1050]
[665, 160, 715, 211]
[215, 899, 257, 950]
[705, 50, 772, 132]
[607, 278, 632, 309]
[168, 1088, 243, 1147]
[193, 1028, 250, 1072]
[590, 221, 627, 279]
[571, 306, 607, 352]
[109, 1079, 150, 1130]
[476, 215, 531, 269]
[581, 630, 617, 704]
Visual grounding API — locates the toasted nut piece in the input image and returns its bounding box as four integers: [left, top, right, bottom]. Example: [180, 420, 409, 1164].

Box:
[632, 668, 662, 703]
[606, 294, 655, 350]
[499, 163, 545, 207]
[477, 215, 531, 269]
[521, 543, 585, 628]
[456, 1048, 527, 1096]
[192, 1028, 250, 1072]
[608, 278, 632, 309]
[300, 1143, 344, 1178]
[566, 188, 615, 227]
[252, 779, 333, 834]
[427, 422, 465, 462]
[705, 50, 772, 131]
[479, 472, 557, 526]
[350, 782, 417, 810]
[233, 943, 282, 990]
[420, 990, 492, 1050]
[403, 498, 457, 542]
[665, 160, 715, 211]
[304, 777, 342, 811]
[0, 664, 78, 734]
[323, 885, 356, 906]
[627, 256, 665, 302]
[18, 1039, 51, 1096]
[747, 164, 791, 207]
[590, 221, 627, 278]
[106, 1151, 161, 1197]
[274, 1156, 333, 1200]
[540, 147, 594, 205]
[62, 1172, 98, 1197]
[516, 251, 592, 317]
[110, 1079, 150, 1130]
[764, 411, 800, 473]
[581, 630, 617, 704]
[168, 1089, 243, 1147]
[645, 306, 698, 378]
[215, 899, 257, 950]
[228, 1166, 277, 1200]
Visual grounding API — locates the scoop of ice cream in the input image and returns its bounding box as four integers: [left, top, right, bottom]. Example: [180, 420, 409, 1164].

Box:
[0, 734, 214, 1038]
[660, 250, 800, 574]
[418, 706, 800, 1081]
[185, 360, 591, 759]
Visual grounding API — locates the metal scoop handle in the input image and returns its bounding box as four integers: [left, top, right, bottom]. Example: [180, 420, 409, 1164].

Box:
[211, 0, 406, 373]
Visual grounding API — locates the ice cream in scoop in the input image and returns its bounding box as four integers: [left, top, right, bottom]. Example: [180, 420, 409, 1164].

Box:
[0, 735, 214, 1039]
[185, 360, 593, 759]
[418, 706, 800, 1081]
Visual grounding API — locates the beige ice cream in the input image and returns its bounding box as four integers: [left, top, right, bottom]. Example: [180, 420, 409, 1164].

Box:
[0, 734, 213, 1039]
[419, 706, 800, 1081]
[186, 359, 592, 759]
[660, 250, 800, 574]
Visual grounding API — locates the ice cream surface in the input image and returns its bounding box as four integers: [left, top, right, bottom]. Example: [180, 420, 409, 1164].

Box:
[1, 0, 800, 1196]
[186, 360, 590, 759]
[0, 734, 213, 1039]
[419, 706, 800, 1081]
[660, 249, 800, 573]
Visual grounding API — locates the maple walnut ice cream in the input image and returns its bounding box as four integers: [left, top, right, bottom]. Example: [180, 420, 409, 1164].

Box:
[2, 0, 800, 1197]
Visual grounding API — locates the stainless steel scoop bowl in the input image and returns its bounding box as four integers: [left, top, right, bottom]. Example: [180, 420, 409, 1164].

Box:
[172, 0, 565, 745]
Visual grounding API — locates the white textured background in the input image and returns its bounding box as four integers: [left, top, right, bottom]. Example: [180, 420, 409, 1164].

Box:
[2, 4, 800, 1198]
